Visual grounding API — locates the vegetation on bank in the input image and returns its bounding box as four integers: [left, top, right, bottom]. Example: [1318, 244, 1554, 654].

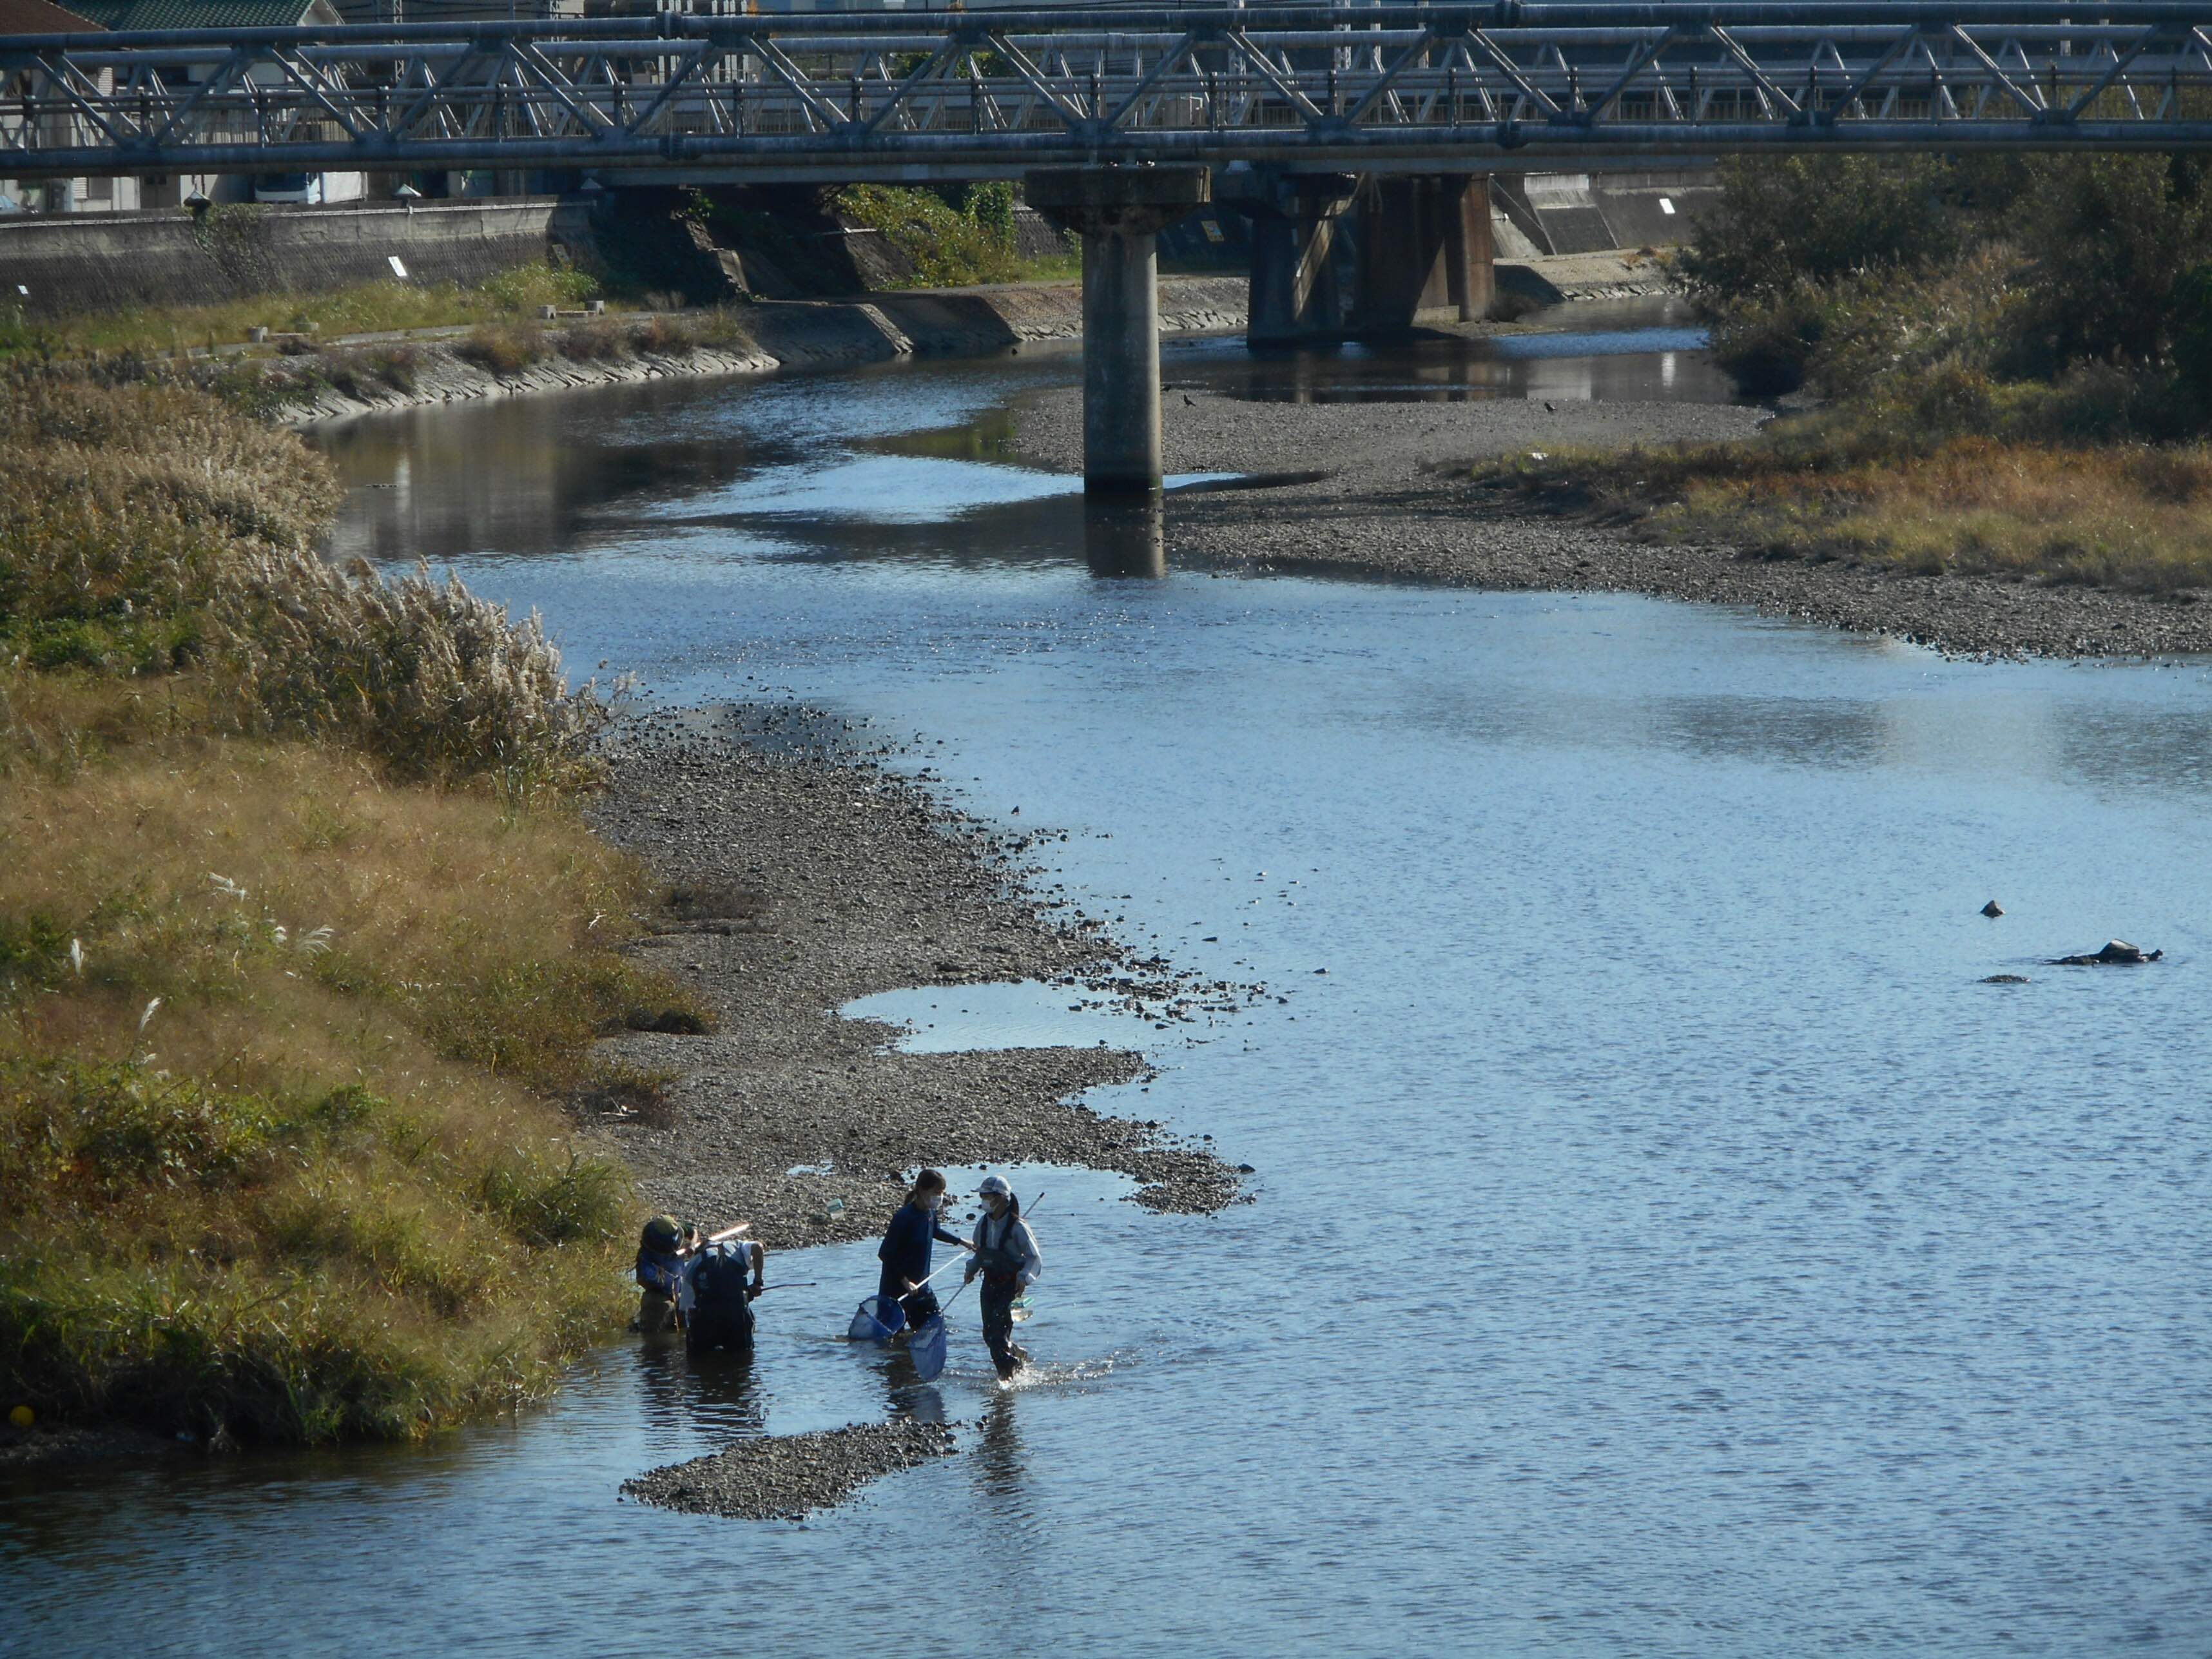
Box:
[831, 182, 1074, 287]
[1, 373, 703, 1446]
[0, 260, 603, 364]
[1482, 155, 2212, 594]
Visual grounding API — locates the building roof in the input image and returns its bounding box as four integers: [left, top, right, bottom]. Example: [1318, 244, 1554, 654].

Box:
[61, 0, 333, 28]
[0, 0, 103, 33]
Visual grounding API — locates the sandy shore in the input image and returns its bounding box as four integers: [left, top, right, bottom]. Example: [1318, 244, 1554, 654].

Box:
[1017, 387, 2212, 659]
[587, 704, 1247, 1256]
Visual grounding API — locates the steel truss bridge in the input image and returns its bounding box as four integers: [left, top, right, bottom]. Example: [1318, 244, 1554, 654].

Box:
[6, 3, 2212, 182]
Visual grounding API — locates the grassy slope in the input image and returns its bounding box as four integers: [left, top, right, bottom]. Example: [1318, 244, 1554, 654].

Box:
[1, 376, 701, 1445]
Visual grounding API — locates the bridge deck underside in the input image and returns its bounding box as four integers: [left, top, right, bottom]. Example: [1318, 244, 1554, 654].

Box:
[8, 6, 2212, 178]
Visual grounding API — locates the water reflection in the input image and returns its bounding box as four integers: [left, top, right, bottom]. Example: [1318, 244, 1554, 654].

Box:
[632, 1340, 768, 1440]
[1085, 494, 1167, 578]
[1161, 297, 1742, 407]
[316, 304, 1746, 576]
[972, 1395, 1028, 1500]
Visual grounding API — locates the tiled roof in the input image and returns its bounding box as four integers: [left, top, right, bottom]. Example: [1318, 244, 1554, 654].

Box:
[0, 0, 102, 33]
[62, 0, 327, 28]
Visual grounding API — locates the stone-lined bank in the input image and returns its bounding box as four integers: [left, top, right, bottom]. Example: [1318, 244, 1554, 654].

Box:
[280, 277, 1248, 425]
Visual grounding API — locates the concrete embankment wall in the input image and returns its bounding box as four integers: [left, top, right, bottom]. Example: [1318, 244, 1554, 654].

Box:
[279, 275, 1248, 425]
[0, 199, 571, 319]
[1491, 171, 1720, 260]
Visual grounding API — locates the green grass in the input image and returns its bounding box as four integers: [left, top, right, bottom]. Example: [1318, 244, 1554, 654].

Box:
[831, 184, 1054, 289]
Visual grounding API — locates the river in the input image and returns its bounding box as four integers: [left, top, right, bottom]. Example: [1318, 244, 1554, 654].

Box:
[6, 306, 2211, 1656]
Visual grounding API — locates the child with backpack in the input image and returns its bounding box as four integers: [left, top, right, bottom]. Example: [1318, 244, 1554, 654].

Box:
[683, 1234, 766, 1355]
[633, 1214, 694, 1337]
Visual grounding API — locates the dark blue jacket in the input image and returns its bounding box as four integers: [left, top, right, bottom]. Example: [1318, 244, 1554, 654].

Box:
[877, 1202, 964, 1297]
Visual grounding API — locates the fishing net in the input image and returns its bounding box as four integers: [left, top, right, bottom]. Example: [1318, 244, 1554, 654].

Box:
[909, 1315, 948, 1384]
[899, 1288, 940, 1328]
[848, 1295, 900, 1342]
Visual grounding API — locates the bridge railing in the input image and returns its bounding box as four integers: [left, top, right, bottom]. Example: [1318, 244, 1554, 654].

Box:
[7, 5, 2212, 177]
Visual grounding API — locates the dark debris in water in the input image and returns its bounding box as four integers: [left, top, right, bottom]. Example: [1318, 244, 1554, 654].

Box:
[622, 1420, 958, 1522]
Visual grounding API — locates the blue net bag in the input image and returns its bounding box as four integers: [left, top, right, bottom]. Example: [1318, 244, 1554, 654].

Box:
[848, 1295, 901, 1342]
[909, 1315, 948, 1383]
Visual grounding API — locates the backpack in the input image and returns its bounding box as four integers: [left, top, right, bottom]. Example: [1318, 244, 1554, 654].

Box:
[690, 1247, 753, 1315]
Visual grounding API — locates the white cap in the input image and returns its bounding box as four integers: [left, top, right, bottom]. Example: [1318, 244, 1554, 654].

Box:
[977, 1175, 1012, 1198]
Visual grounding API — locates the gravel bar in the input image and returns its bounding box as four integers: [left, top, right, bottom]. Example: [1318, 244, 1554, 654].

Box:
[1019, 386, 2212, 660]
[585, 704, 1245, 1252]
[622, 1420, 958, 1521]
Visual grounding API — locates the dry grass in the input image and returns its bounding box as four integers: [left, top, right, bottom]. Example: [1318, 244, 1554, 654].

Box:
[628, 313, 703, 357]
[1482, 418, 2212, 597]
[0, 716, 692, 1441]
[454, 322, 548, 377]
[0, 263, 602, 361]
[1, 373, 611, 786]
[0, 371, 705, 1443]
[558, 320, 627, 363]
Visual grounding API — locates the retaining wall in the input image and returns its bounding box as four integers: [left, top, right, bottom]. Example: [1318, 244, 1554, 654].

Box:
[0, 199, 568, 319]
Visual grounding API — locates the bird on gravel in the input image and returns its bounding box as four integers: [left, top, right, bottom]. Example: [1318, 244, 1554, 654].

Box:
[1183, 394, 1194, 406]
[1544, 400, 1556, 412]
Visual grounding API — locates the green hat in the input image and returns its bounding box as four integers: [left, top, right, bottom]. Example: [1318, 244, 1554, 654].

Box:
[642, 1214, 682, 1250]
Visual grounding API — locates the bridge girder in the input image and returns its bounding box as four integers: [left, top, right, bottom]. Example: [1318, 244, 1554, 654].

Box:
[7, 4, 2212, 180]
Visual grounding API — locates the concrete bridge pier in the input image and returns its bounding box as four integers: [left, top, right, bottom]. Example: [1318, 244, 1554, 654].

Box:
[1350, 175, 1495, 334]
[1218, 168, 1357, 344]
[1026, 166, 1210, 497]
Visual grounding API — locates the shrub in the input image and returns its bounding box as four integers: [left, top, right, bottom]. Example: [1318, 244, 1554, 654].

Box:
[833, 183, 1025, 287]
[0, 373, 613, 786]
[456, 323, 547, 376]
[558, 320, 626, 362]
[1675, 156, 1972, 305]
[628, 313, 701, 356]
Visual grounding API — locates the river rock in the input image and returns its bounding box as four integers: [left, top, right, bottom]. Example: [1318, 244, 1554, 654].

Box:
[2050, 940, 2163, 965]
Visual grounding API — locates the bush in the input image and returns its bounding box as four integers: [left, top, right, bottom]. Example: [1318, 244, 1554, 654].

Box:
[628, 313, 701, 356]
[1675, 156, 1972, 304]
[833, 183, 1025, 287]
[1, 374, 613, 786]
[558, 320, 626, 362]
[456, 323, 547, 376]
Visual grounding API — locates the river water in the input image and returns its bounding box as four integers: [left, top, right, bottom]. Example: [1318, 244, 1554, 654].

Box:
[8, 311, 2212, 1656]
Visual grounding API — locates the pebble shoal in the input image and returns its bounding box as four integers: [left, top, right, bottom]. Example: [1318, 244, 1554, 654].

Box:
[1018, 387, 2212, 660]
[586, 704, 1247, 1255]
[622, 1419, 958, 1522]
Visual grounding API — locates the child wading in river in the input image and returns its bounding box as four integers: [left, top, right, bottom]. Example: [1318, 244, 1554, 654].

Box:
[876, 1167, 971, 1337]
[964, 1176, 1042, 1381]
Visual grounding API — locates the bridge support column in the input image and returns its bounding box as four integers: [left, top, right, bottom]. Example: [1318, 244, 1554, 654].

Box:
[1352, 174, 1493, 334]
[1220, 169, 1356, 344]
[1026, 166, 1210, 497]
